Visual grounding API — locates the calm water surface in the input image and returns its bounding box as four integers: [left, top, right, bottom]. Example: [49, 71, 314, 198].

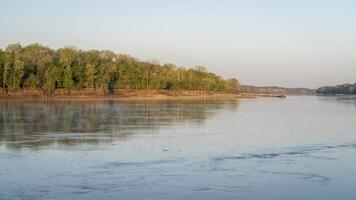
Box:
[0, 96, 356, 200]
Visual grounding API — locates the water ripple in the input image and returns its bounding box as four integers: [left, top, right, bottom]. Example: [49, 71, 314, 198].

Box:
[213, 143, 356, 162]
[100, 159, 181, 169]
[258, 170, 331, 182]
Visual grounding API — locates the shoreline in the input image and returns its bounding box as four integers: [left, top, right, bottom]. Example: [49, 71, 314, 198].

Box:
[0, 89, 307, 101]
[0, 89, 257, 100]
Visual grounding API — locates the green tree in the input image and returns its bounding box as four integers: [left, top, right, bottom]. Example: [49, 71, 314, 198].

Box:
[24, 74, 40, 89]
[85, 63, 95, 88]
[227, 78, 240, 93]
[317, 83, 356, 94]
[44, 65, 63, 90]
[3, 44, 24, 90]
[0, 43, 241, 94]
[63, 65, 74, 89]
[22, 44, 54, 87]
[58, 47, 76, 90]
[0, 50, 3, 87]
[12, 59, 25, 89]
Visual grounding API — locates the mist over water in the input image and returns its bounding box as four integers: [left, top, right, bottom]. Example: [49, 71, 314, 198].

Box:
[1, 96, 356, 200]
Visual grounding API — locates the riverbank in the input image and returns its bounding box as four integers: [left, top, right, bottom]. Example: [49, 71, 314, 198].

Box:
[0, 89, 257, 100]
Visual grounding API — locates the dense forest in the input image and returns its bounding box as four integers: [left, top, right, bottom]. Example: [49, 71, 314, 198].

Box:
[240, 85, 315, 95]
[0, 43, 240, 95]
[317, 83, 356, 94]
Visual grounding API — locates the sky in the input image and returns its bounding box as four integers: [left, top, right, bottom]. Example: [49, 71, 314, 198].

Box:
[1, 0, 356, 88]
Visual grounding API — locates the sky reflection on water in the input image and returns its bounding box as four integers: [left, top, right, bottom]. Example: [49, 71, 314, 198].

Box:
[0, 97, 356, 200]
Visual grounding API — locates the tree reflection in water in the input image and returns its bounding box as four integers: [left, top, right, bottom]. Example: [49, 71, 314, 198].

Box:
[0, 99, 239, 150]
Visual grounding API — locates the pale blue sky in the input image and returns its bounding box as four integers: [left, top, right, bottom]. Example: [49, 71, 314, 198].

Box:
[1, 0, 356, 88]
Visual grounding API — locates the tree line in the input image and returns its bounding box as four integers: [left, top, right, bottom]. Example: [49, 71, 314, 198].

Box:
[317, 83, 356, 94]
[0, 43, 240, 94]
[240, 85, 315, 95]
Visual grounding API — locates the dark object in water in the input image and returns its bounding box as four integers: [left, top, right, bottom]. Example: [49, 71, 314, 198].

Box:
[258, 94, 286, 98]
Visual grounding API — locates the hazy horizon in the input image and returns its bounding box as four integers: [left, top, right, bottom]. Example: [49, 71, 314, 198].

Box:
[1, 0, 356, 88]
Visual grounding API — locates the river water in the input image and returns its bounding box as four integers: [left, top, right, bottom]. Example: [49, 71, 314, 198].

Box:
[0, 96, 356, 200]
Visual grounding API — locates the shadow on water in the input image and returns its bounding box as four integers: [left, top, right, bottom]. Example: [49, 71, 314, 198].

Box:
[0, 98, 239, 150]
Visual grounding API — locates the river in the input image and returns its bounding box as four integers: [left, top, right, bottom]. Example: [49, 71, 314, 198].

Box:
[0, 96, 355, 199]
